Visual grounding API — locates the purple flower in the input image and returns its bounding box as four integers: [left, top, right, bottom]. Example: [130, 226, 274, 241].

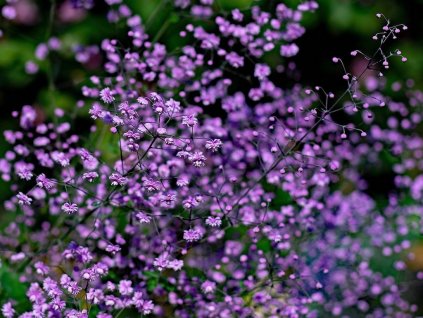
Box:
[1, 302, 15, 318]
[89, 103, 104, 119]
[82, 171, 99, 182]
[165, 99, 181, 113]
[201, 280, 216, 294]
[132, 292, 155, 315]
[135, 211, 152, 224]
[34, 262, 50, 276]
[280, 43, 299, 57]
[143, 178, 161, 191]
[188, 151, 207, 167]
[183, 229, 203, 242]
[118, 101, 137, 119]
[19, 105, 37, 129]
[105, 244, 121, 254]
[182, 114, 198, 127]
[109, 173, 127, 186]
[99, 87, 115, 104]
[153, 254, 169, 271]
[206, 216, 222, 227]
[225, 52, 244, 68]
[36, 174, 55, 190]
[118, 280, 133, 296]
[140, 300, 154, 315]
[254, 63, 271, 80]
[43, 277, 63, 298]
[51, 151, 70, 167]
[2, 6, 16, 20]
[62, 202, 79, 214]
[168, 259, 184, 271]
[71, 0, 94, 9]
[60, 274, 82, 295]
[16, 192, 32, 206]
[205, 139, 222, 152]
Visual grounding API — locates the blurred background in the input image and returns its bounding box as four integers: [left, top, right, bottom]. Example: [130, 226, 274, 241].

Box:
[0, 0, 422, 313]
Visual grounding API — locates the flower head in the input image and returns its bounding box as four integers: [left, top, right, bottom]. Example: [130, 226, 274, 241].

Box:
[17, 192, 32, 206]
[183, 229, 203, 242]
[62, 202, 79, 214]
[99, 87, 115, 104]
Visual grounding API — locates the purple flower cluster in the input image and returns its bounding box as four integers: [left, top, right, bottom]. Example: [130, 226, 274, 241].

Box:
[0, 2, 422, 318]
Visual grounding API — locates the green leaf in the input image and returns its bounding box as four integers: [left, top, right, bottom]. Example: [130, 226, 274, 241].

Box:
[0, 264, 29, 311]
